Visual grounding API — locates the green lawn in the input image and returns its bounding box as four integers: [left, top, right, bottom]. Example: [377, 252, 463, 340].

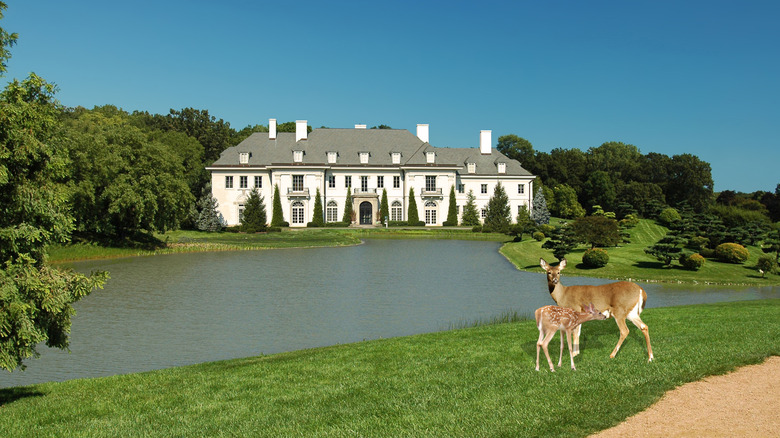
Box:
[2, 300, 778, 437]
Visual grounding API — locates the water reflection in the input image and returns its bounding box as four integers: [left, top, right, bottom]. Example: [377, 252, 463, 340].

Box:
[3, 239, 777, 387]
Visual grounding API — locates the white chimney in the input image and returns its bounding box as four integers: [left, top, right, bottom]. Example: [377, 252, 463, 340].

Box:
[417, 124, 429, 143]
[296, 120, 307, 141]
[480, 130, 492, 155]
[269, 118, 277, 140]
[355, 124, 367, 129]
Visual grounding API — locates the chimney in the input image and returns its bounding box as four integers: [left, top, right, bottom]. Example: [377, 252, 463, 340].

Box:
[480, 130, 492, 155]
[269, 118, 277, 140]
[417, 124, 429, 143]
[355, 124, 367, 129]
[296, 120, 307, 142]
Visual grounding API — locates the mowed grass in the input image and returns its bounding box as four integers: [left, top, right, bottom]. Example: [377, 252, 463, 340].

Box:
[1, 300, 778, 437]
[501, 219, 779, 285]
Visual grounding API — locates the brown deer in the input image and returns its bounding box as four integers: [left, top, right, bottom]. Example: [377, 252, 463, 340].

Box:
[535, 303, 607, 371]
[540, 258, 654, 361]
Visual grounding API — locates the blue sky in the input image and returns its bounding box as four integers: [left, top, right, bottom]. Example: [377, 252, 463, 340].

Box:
[3, 0, 778, 193]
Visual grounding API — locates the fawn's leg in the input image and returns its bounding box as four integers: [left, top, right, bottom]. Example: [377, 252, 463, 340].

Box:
[557, 330, 564, 367]
[566, 330, 576, 370]
[540, 331, 557, 372]
[573, 324, 582, 356]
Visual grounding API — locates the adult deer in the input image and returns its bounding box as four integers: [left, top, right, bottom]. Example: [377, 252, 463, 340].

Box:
[540, 258, 654, 361]
[535, 303, 607, 371]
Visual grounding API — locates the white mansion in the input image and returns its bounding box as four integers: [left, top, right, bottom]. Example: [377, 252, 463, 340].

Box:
[207, 120, 536, 227]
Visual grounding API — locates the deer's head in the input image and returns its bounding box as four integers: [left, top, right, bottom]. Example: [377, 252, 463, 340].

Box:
[540, 258, 567, 288]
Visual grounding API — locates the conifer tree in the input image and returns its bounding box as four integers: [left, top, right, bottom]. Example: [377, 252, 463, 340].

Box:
[240, 188, 267, 232]
[380, 188, 389, 224]
[407, 187, 420, 225]
[342, 187, 353, 224]
[532, 187, 551, 225]
[311, 188, 324, 226]
[484, 182, 511, 232]
[271, 184, 285, 226]
[196, 183, 225, 231]
[461, 189, 481, 226]
[446, 185, 458, 225]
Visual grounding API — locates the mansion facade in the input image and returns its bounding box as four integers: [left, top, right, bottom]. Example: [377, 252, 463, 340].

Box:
[207, 120, 536, 227]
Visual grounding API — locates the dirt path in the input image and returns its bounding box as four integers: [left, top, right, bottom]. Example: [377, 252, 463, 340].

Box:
[590, 356, 780, 438]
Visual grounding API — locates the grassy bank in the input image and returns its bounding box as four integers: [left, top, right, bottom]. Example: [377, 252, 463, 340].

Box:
[1, 299, 778, 437]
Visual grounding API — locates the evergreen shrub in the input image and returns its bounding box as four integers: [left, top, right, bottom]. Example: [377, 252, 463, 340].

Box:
[715, 242, 750, 264]
[471, 225, 482, 233]
[533, 231, 545, 241]
[680, 253, 706, 270]
[658, 208, 681, 226]
[582, 248, 609, 268]
[756, 255, 776, 276]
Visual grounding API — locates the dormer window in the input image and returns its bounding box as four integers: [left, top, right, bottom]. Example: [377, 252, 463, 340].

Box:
[426, 151, 435, 164]
[360, 152, 369, 164]
[467, 162, 476, 173]
[328, 152, 338, 164]
[392, 152, 401, 164]
[294, 150, 303, 163]
[239, 152, 249, 164]
[498, 162, 506, 174]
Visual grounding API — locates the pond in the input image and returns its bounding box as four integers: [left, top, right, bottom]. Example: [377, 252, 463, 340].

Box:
[3, 239, 778, 387]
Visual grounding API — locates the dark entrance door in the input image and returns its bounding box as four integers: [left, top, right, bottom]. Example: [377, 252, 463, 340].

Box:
[359, 201, 372, 225]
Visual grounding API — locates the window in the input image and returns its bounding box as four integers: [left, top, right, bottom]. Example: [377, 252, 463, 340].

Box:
[326, 200, 338, 222]
[239, 176, 248, 189]
[293, 175, 304, 192]
[481, 209, 487, 219]
[498, 162, 506, 174]
[458, 184, 465, 194]
[377, 175, 384, 188]
[426, 151, 435, 164]
[239, 152, 249, 164]
[361, 176, 368, 192]
[328, 174, 336, 188]
[225, 176, 233, 189]
[328, 152, 337, 163]
[345, 175, 352, 188]
[425, 176, 436, 192]
[424, 201, 437, 225]
[360, 152, 369, 164]
[481, 184, 488, 194]
[467, 163, 475, 173]
[391, 201, 403, 221]
[291, 201, 305, 224]
[392, 152, 401, 164]
[238, 204, 245, 222]
[518, 184, 524, 194]
[294, 150, 303, 162]
[255, 176, 262, 189]
[393, 175, 400, 188]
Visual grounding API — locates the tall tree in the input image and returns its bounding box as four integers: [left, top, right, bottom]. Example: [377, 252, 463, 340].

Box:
[0, 1, 16, 75]
[445, 185, 458, 225]
[0, 71, 108, 371]
[380, 188, 389, 224]
[552, 184, 585, 219]
[583, 170, 617, 213]
[342, 187, 353, 224]
[311, 188, 324, 226]
[666, 153, 714, 213]
[531, 187, 551, 225]
[461, 189, 481, 226]
[497, 134, 535, 170]
[240, 188, 267, 232]
[484, 182, 511, 232]
[196, 183, 225, 231]
[407, 188, 420, 224]
[271, 184, 285, 226]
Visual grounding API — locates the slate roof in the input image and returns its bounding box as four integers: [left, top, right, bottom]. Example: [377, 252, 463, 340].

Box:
[209, 128, 533, 177]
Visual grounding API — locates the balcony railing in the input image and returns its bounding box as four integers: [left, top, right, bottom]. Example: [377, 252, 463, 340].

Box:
[287, 187, 310, 197]
[421, 188, 443, 197]
[353, 188, 377, 195]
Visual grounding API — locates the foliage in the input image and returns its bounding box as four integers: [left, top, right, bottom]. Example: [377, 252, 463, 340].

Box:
[0, 2, 16, 75]
[572, 215, 621, 248]
[461, 189, 480, 226]
[645, 234, 685, 266]
[582, 248, 609, 268]
[380, 188, 389, 225]
[0, 72, 108, 371]
[583, 170, 617, 213]
[240, 188, 267, 233]
[532, 231, 545, 241]
[715, 243, 750, 264]
[657, 207, 681, 226]
[541, 224, 580, 261]
[756, 255, 775, 277]
[679, 253, 706, 271]
[407, 187, 419, 225]
[666, 153, 714, 212]
[551, 184, 585, 219]
[445, 186, 458, 226]
[138, 107, 234, 163]
[195, 184, 224, 232]
[342, 187, 353, 224]
[496, 134, 535, 170]
[531, 187, 550, 225]
[483, 182, 511, 233]
[271, 185, 285, 227]
[509, 205, 534, 241]
[311, 188, 324, 227]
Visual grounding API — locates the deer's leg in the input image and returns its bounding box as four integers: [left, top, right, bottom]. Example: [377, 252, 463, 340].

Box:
[557, 330, 564, 367]
[572, 324, 582, 357]
[628, 314, 653, 361]
[566, 330, 577, 370]
[610, 317, 630, 358]
[536, 329, 545, 371]
[540, 330, 557, 372]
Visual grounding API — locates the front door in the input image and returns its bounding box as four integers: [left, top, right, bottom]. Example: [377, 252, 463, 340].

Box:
[360, 201, 372, 225]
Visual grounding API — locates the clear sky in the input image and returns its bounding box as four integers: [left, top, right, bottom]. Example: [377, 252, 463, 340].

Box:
[2, 0, 778, 193]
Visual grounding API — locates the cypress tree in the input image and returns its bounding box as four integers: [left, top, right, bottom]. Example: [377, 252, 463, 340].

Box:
[342, 187, 353, 224]
[311, 188, 324, 226]
[271, 184, 285, 227]
[461, 189, 480, 226]
[445, 185, 458, 226]
[380, 188, 389, 224]
[241, 188, 267, 232]
[407, 187, 420, 225]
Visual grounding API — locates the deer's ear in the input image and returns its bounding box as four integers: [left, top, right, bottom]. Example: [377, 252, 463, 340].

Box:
[540, 258, 548, 270]
[559, 259, 567, 269]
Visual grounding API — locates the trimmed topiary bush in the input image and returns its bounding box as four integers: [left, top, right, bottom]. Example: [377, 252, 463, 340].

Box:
[757, 255, 776, 277]
[657, 207, 681, 226]
[582, 248, 609, 268]
[680, 253, 706, 271]
[715, 242, 750, 264]
[533, 231, 545, 241]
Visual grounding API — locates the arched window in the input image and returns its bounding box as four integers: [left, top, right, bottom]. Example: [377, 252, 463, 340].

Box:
[326, 200, 338, 223]
[391, 200, 402, 222]
[424, 201, 437, 225]
[291, 201, 305, 224]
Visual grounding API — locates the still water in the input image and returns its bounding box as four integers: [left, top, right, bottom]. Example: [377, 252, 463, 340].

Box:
[3, 240, 778, 387]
